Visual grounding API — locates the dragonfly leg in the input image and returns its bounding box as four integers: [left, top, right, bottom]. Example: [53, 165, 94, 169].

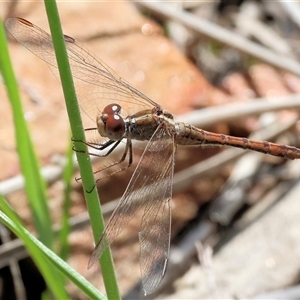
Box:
[94, 138, 133, 184]
[75, 138, 133, 187]
[72, 138, 122, 156]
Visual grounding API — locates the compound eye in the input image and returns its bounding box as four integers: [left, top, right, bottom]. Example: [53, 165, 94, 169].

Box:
[105, 114, 125, 140]
[103, 103, 121, 115]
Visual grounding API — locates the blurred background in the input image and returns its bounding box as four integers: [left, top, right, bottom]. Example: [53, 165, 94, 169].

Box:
[1, 1, 300, 299]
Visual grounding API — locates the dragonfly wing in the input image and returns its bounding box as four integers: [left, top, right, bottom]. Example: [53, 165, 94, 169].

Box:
[5, 18, 157, 125]
[138, 135, 174, 295]
[89, 125, 175, 271]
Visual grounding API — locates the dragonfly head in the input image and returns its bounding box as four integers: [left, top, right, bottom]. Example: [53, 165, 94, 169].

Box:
[97, 103, 126, 141]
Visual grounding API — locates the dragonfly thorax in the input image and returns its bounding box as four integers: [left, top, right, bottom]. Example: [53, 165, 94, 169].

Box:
[96, 103, 126, 141]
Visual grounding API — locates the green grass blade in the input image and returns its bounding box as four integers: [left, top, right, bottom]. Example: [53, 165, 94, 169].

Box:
[43, 1, 120, 298]
[0, 17, 53, 248]
[0, 195, 69, 299]
[0, 195, 106, 300]
[0, 15, 69, 297]
[58, 137, 74, 260]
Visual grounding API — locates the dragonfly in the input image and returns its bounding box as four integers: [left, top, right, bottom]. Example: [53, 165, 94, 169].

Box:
[6, 17, 300, 295]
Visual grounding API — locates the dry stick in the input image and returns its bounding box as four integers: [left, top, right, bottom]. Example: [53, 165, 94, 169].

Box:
[234, 2, 293, 56]
[177, 94, 300, 128]
[164, 176, 300, 299]
[208, 150, 263, 225]
[137, 1, 300, 76]
[278, 1, 300, 30]
[0, 224, 26, 300]
[253, 284, 300, 299]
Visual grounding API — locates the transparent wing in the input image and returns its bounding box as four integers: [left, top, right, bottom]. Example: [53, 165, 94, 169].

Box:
[139, 139, 174, 295]
[6, 18, 175, 293]
[89, 125, 175, 294]
[5, 18, 158, 129]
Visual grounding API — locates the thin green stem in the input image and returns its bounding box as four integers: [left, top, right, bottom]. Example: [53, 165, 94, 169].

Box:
[43, 1, 120, 298]
[0, 17, 53, 249]
[1, 14, 68, 298]
[0, 195, 106, 300]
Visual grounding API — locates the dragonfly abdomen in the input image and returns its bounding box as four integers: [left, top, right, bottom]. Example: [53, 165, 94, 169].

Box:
[176, 122, 300, 160]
